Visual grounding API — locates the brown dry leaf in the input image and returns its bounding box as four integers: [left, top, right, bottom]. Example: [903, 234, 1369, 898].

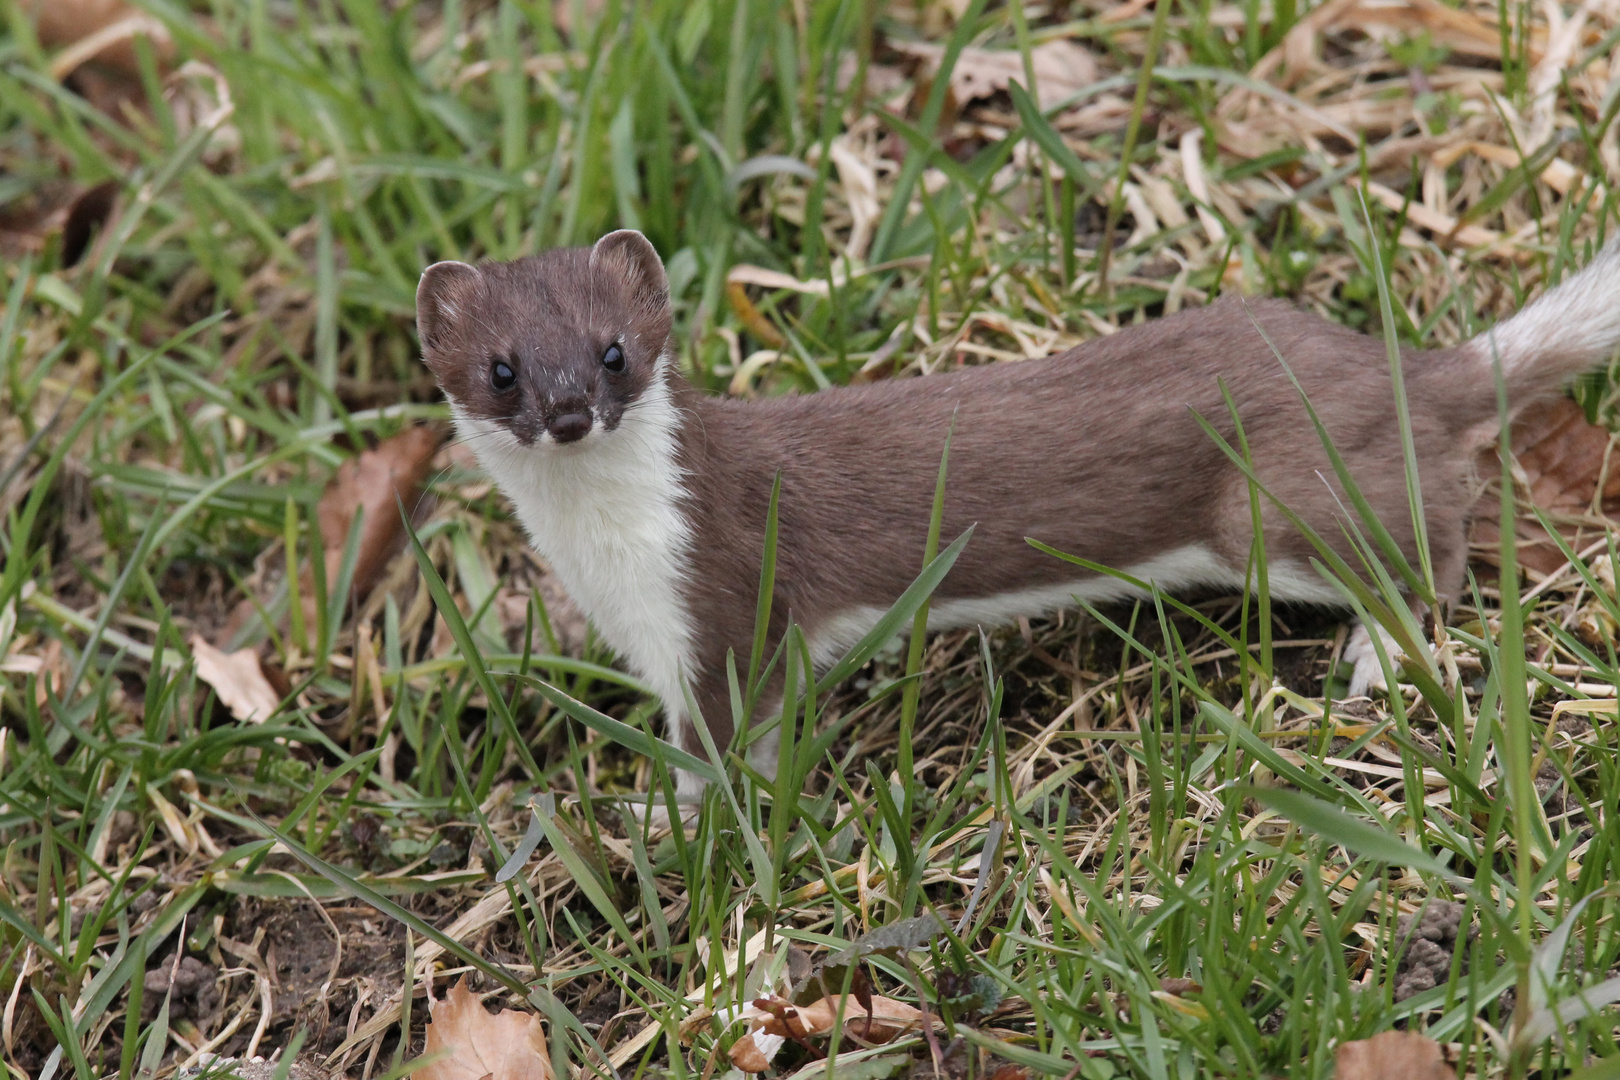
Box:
[189, 635, 279, 723]
[1335, 1030, 1451, 1080]
[0, 183, 74, 260]
[0, 180, 117, 265]
[25, 0, 175, 80]
[892, 39, 1098, 109]
[730, 991, 932, 1071]
[415, 977, 552, 1080]
[1506, 398, 1620, 512]
[790, 994, 926, 1040]
[316, 426, 443, 603]
[729, 1029, 783, 1072]
[1470, 398, 1620, 576]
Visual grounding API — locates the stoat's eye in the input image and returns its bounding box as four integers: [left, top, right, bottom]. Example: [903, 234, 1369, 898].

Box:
[601, 342, 626, 374]
[491, 359, 516, 391]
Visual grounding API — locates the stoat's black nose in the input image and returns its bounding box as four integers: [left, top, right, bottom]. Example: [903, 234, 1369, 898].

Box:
[548, 411, 593, 443]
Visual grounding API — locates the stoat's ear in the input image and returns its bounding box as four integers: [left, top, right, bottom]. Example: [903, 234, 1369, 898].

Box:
[591, 230, 669, 319]
[416, 260, 480, 351]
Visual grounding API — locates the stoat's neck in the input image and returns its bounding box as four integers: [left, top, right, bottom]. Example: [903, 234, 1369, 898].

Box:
[450, 374, 698, 713]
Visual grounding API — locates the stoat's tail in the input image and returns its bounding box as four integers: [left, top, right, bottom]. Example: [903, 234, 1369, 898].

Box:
[1460, 236, 1620, 402]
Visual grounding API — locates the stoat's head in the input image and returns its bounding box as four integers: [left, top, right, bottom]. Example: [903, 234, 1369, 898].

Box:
[416, 230, 673, 448]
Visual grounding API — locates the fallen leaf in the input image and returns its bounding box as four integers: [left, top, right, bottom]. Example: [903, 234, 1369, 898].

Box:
[25, 0, 175, 80]
[0, 180, 116, 263]
[729, 990, 933, 1075]
[1507, 398, 1620, 511]
[415, 977, 552, 1080]
[892, 39, 1098, 110]
[732, 990, 935, 1072]
[189, 635, 279, 723]
[230, 428, 443, 653]
[316, 426, 443, 605]
[729, 1029, 785, 1072]
[789, 994, 926, 1041]
[1470, 398, 1620, 577]
[1335, 1030, 1451, 1080]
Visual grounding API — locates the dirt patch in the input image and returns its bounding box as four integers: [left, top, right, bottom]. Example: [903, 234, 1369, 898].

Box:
[222, 899, 407, 1055]
[143, 955, 221, 1022]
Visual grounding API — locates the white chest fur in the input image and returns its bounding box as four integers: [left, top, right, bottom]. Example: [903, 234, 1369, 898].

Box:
[450, 384, 697, 715]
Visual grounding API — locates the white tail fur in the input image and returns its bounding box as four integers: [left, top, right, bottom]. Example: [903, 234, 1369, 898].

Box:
[1466, 236, 1620, 396]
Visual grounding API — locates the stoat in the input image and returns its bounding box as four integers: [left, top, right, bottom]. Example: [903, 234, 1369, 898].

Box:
[417, 228, 1620, 799]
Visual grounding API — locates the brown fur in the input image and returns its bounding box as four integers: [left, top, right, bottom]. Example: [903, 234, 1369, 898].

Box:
[671, 299, 1483, 745]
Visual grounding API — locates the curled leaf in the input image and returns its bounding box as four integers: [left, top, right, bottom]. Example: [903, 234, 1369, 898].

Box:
[734, 989, 934, 1069]
[26, 0, 176, 80]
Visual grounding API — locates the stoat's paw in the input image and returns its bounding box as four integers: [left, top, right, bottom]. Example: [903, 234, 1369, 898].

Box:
[1342, 621, 1405, 698]
[618, 767, 706, 831]
[619, 793, 700, 832]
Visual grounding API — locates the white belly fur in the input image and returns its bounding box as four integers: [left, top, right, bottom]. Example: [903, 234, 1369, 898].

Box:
[806, 543, 1345, 668]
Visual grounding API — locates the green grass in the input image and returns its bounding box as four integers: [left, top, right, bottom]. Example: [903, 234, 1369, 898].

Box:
[1, 1, 1619, 1077]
